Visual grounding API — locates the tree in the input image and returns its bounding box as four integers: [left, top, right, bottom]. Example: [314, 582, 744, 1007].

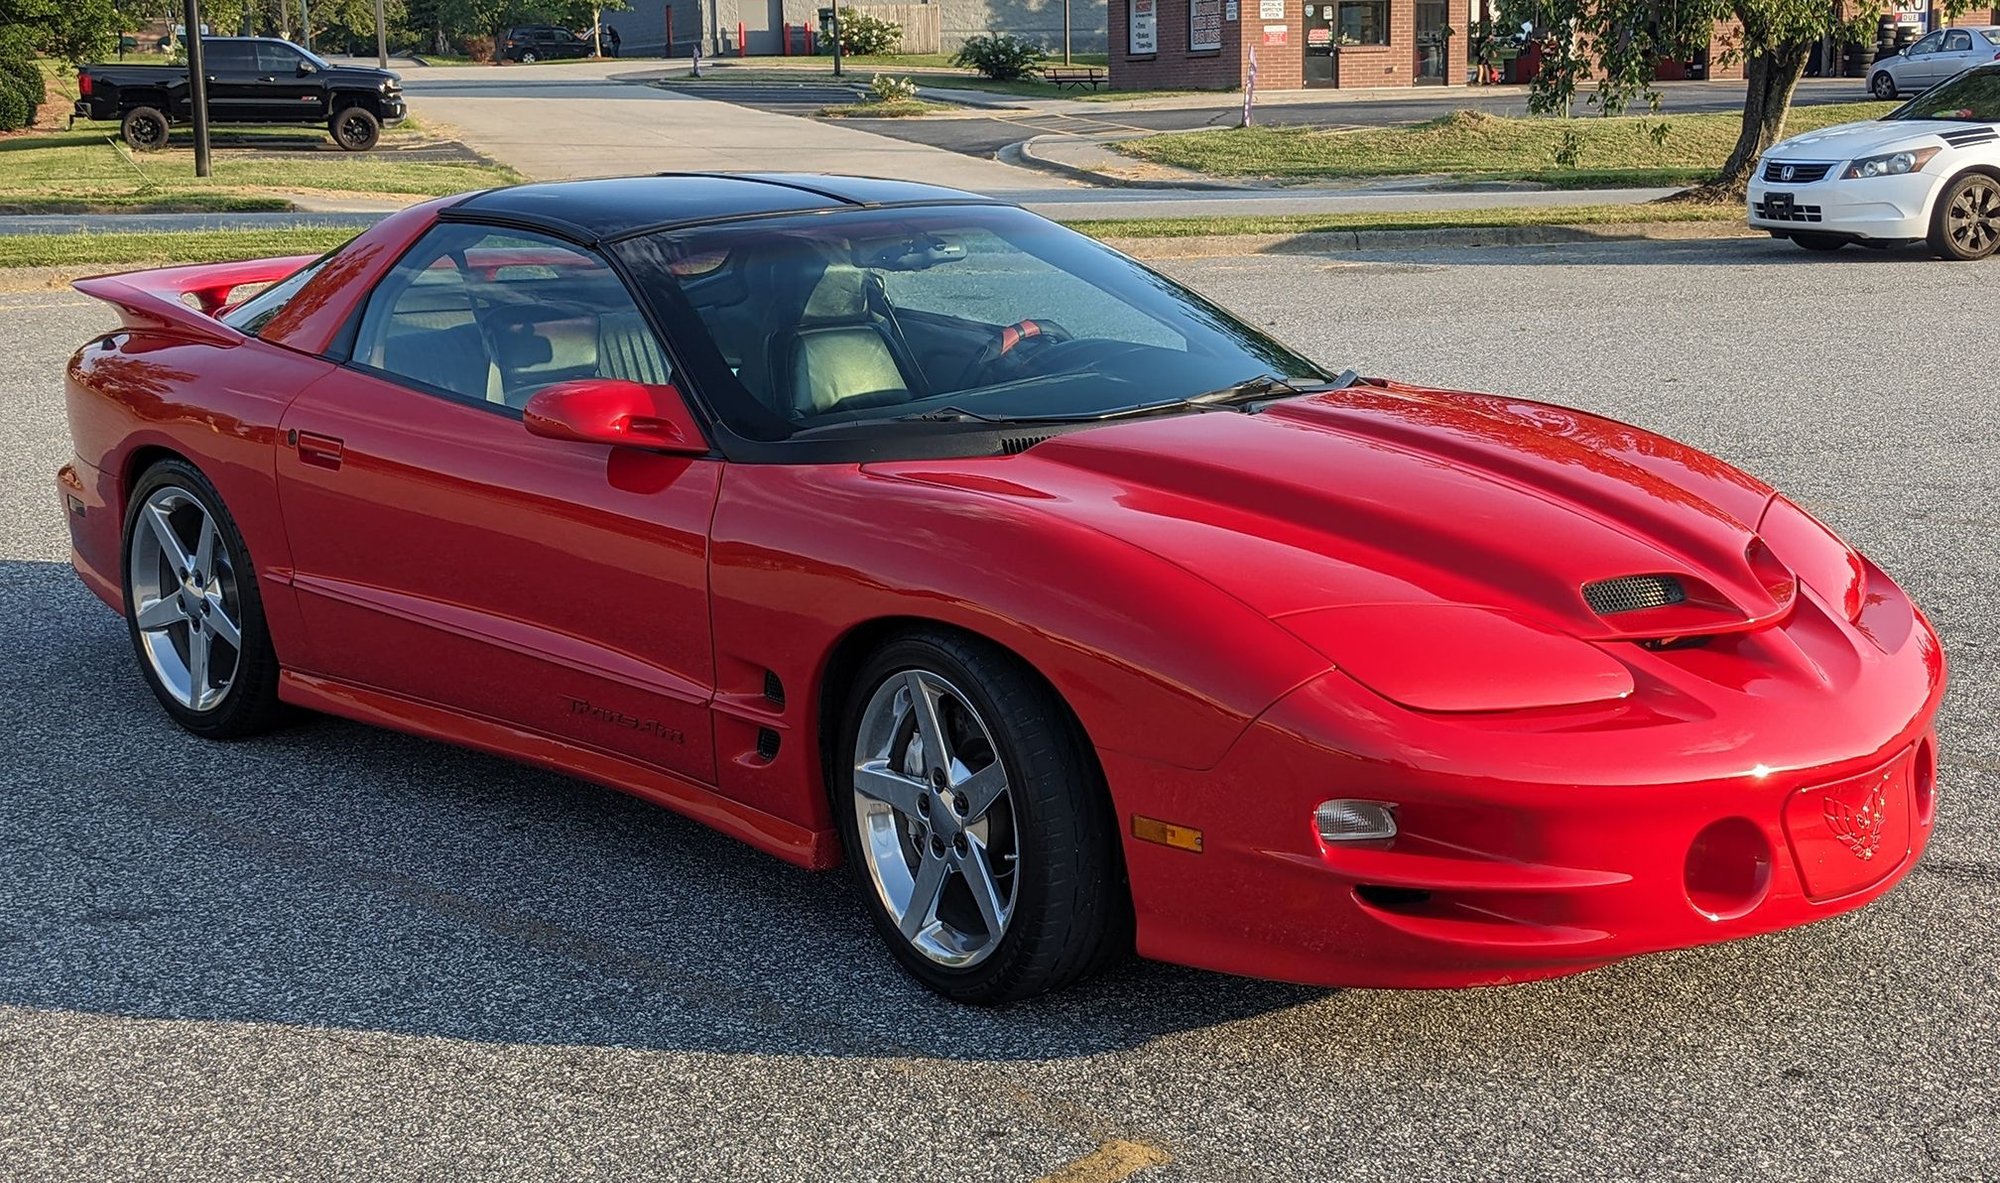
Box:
[1507, 0, 1977, 196]
[0, 0, 122, 62]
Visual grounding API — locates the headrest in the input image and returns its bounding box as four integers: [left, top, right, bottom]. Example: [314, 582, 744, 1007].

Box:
[799, 264, 869, 324]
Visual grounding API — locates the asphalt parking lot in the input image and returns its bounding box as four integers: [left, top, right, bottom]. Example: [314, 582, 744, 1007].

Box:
[1, 237, 1994, 1181]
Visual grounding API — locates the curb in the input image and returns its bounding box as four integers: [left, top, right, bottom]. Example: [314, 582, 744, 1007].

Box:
[1097, 221, 1756, 258]
[1003, 137, 1249, 191]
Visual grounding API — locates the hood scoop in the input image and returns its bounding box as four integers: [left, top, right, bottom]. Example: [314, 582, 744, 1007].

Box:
[1583, 574, 1686, 615]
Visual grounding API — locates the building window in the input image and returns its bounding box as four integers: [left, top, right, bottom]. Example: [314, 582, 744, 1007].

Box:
[1189, 0, 1225, 52]
[1335, 0, 1389, 44]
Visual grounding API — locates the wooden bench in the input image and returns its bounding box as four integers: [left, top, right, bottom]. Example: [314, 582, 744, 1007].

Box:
[1042, 67, 1107, 90]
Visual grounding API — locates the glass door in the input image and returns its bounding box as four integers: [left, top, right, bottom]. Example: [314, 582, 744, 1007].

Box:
[1415, 0, 1450, 85]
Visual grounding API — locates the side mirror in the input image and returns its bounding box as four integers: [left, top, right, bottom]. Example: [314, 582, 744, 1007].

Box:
[522, 379, 708, 455]
[297, 61, 317, 74]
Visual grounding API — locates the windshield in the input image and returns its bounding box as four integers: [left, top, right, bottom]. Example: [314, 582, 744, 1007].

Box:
[1887, 67, 2000, 122]
[614, 205, 1326, 442]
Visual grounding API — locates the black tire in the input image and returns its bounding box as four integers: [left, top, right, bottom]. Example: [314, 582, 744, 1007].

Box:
[1928, 171, 2000, 260]
[1790, 232, 1847, 252]
[330, 105, 381, 151]
[834, 630, 1130, 1004]
[1870, 71, 1897, 100]
[121, 106, 169, 151]
[120, 458, 286, 740]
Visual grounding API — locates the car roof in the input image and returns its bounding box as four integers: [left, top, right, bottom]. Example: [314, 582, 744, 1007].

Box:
[443, 173, 1003, 244]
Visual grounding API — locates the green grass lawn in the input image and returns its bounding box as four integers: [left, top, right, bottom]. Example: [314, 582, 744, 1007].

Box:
[1116, 102, 1896, 185]
[0, 227, 364, 269]
[0, 123, 519, 214]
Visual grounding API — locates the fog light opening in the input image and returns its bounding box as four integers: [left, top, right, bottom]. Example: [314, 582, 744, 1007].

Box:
[1684, 817, 1773, 921]
[1914, 738, 1937, 827]
[1354, 884, 1430, 909]
[1316, 799, 1397, 844]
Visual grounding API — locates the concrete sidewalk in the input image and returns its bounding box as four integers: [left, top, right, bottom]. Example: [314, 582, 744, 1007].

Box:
[401, 62, 1077, 192]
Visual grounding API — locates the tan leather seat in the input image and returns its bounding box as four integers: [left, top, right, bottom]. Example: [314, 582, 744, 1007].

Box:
[781, 265, 913, 416]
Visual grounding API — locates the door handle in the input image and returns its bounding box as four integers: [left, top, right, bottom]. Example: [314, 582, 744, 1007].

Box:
[292, 429, 345, 470]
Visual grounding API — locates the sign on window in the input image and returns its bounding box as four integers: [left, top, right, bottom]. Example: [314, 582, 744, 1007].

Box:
[1130, 0, 1159, 54]
[1190, 0, 1224, 51]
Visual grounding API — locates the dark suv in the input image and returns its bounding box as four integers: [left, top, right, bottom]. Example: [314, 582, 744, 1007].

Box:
[501, 26, 593, 62]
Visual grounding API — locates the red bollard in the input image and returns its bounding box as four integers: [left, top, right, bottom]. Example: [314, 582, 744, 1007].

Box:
[781, 22, 790, 55]
[737, 21, 747, 56]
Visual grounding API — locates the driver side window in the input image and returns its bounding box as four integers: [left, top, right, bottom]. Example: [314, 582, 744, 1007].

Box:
[352, 225, 672, 410]
[256, 42, 303, 73]
[1910, 31, 1943, 55]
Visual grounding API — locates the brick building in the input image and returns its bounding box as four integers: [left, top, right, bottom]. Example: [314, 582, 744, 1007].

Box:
[1111, 0, 1471, 91]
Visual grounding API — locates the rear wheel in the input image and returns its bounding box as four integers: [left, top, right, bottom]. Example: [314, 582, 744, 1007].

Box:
[836, 631, 1128, 1004]
[330, 106, 381, 151]
[1930, 172, 2000, 260]
[120, 459, 285, 740]
[520, 49, 539, 63]
[1790, 232, 1847, 252]
[1870, 71, 1897, 100]
[121, 106, 169, 151]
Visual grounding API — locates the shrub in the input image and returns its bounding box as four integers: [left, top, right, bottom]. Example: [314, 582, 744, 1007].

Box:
[463, 34, 495, 63]
[0, 85, 28, 132]
[838, 11, 902, 56]
[869, 73, 919, 102]
[951, 32, 1045, 81]
[0, 56, 45, 109]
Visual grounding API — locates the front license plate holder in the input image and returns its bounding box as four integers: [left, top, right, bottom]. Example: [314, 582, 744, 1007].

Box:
[1765, 191, 1796, 220]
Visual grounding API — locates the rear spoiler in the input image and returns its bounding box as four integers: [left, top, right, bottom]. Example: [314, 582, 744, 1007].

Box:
[72, 255, 318, 345]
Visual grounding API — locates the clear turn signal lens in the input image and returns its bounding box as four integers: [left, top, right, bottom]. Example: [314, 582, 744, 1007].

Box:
[1316, 799, 1397, 843]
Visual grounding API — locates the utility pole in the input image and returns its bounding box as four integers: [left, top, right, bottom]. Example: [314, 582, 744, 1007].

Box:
[300, 0, 311, 52]
[374, 0, 387, 67]
[182, 0, 211, 177]
[830, 0, 843, 76]
[1063, 0, 1071, 64]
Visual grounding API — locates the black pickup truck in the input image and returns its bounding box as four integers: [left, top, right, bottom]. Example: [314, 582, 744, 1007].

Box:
[75, 37, 405, 151]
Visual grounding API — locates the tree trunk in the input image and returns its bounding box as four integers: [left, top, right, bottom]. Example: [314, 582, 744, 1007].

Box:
[1704, 42, 1809, 196]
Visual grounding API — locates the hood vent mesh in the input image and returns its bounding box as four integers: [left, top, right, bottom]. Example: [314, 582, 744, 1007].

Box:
[1000, 435, 1052, 455]
[1584, 574, 1687, 615]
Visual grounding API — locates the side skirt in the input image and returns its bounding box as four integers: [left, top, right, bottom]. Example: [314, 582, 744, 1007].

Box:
[278, 670, 841, 870]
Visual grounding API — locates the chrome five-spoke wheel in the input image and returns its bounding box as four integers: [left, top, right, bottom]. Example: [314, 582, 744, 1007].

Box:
[121, 460, 284, 739]
[852, 669, 1018, 968]
[837, 631, 1130, 1004]
[128, 485, 245, 712]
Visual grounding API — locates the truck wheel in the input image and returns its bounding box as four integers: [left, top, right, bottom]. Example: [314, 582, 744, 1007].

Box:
[330, 106, 381, 152]
[121, 107, 169, 152]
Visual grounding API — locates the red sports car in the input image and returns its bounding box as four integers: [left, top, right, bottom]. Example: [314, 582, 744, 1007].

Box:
[58, 175, 1945, 1003]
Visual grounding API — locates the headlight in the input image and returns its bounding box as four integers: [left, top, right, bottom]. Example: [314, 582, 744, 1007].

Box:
[1842, 147, 1942, 179]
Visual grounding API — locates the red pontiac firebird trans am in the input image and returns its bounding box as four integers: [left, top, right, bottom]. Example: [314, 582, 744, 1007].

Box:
[57, 175, 1945, 1003]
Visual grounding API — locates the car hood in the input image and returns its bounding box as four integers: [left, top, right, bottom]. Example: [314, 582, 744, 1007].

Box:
[325, 65, 400, 86]
[882, 381, 1783, 650]
[1768, 118, 1954, 159]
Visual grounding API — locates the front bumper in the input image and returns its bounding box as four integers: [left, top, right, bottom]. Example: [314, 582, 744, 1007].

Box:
[1748, 167, 1941, 242]
[1107, 569, 1947, 989]
[381, 95, 406, 121]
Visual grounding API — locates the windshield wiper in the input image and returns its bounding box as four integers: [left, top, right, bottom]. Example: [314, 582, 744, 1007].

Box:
[893, 370, 1359, 426]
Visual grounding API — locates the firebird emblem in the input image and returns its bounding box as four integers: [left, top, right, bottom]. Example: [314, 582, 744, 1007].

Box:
[1823, 775, 1890, 861]
[1780, 164, 1797, 181]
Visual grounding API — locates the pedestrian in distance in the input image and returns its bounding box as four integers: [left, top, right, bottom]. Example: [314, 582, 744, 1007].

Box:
[606, 26, 621, 56]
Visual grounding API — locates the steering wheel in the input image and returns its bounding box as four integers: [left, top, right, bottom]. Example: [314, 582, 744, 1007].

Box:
[967, 318, 1073, 383]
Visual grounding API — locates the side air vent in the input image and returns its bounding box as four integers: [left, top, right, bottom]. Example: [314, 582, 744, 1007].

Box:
[1583, 574, 1687, 615]
[1942, 127, 1999, 148]
[763, 669, 785, 708]
[999, 435, 1052, 455]
[756, 728, 781, 761]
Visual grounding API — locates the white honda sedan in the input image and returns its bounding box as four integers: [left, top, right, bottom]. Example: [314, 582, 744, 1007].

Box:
[1750, 63, 2000, 259]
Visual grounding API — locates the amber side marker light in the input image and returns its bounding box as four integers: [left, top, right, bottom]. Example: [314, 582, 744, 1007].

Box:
[1132, 815, 1204, 853]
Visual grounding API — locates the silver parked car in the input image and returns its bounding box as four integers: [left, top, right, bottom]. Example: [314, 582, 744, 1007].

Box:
[1871, 27, 2000, 99]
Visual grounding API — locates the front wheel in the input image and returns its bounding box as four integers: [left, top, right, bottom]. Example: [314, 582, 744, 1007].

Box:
[520, 50, 538, 63]
[1790, 232, 1847, 252]
[1930, 172, 2000, 260]
[120, 459, 286, 739]
[1870, 71, 1897, 100]
[330, 106, 381, 151]
[836, 632, 1129, 1004]
[121, 106, 169, 151]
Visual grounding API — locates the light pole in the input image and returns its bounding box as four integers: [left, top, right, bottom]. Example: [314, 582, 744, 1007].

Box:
[374, 0, 387, 67]
[182, 0, 211, 177]
[830, 0, 843, 76]
[300, 0, 311, 52]
[1063, 0, 1071, 64]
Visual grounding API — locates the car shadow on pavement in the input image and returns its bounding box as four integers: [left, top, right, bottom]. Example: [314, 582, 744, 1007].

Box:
[0, 559, 1323, 1060]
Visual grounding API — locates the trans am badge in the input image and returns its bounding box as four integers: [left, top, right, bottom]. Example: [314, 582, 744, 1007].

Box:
[1824, 775, 1890, 861]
